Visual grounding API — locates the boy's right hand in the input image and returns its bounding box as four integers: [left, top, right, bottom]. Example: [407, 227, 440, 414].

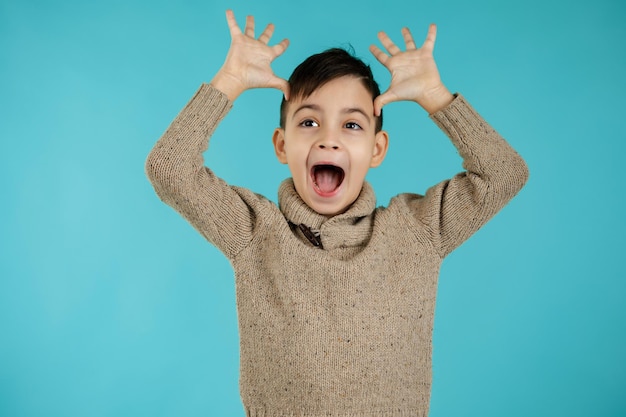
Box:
[211, 10, 290, 101]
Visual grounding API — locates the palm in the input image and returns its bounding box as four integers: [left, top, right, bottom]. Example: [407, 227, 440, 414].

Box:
[370, 24, 447, 114]
[383, 47, 440, 101]
[216, 11, 289, 97]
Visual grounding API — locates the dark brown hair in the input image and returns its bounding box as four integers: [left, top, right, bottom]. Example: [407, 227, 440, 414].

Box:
[280, 48, 383, 132]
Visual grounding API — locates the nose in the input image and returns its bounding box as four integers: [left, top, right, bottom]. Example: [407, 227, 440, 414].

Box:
[318, 143, 339, 150]
[317, 128, 340, 150]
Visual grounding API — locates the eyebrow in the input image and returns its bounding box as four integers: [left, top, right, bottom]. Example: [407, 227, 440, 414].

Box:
[292, 103, 372, 124]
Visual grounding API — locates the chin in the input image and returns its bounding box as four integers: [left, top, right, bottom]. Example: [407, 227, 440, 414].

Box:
[308, 198, 352, 217]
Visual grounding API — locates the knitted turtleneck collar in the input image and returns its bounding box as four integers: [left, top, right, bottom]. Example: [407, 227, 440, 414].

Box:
[278, 178, 377, 250]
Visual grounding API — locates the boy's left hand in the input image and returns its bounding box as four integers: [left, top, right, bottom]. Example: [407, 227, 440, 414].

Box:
[370, 24, 454, 115]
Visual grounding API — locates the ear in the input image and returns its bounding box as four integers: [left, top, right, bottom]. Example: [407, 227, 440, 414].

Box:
[272, 128, 288, 164]
[370, 130, 389, 168]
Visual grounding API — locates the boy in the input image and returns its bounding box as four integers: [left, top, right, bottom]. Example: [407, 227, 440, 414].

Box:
[146, 10, 528, 417]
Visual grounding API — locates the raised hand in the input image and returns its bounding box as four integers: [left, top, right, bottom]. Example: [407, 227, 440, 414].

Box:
[369, 24, 453, 115]
[211, 10, 290, 101]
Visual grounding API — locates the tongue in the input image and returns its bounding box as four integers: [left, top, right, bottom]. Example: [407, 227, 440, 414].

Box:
[315, 167, 341, 193]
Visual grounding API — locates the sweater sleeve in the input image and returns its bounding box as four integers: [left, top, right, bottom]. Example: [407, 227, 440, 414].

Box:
[401, 94, 529, 258]
[145, 83, 256, 259]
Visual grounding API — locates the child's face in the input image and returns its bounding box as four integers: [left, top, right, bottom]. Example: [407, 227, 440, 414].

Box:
[273, 76, 389, 216]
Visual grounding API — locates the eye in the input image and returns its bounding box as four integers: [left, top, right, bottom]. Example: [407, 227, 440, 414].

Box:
[345, 122, 362, 130]
[299, 119, 319, 128]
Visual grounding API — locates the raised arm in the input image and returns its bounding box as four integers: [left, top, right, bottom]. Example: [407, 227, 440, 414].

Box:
[371, 25, 529, 256]
[145, 11, 289, 258]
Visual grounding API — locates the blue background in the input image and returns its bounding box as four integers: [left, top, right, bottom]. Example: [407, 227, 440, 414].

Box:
[1, 0, 625, 416]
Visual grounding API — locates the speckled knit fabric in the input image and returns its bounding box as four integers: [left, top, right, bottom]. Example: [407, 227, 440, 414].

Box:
[146, 84, 529, 417]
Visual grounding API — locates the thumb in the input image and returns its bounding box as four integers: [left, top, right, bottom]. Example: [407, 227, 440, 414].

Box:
[374, 91, 392, 116]
[267, 77, 290, 100]
[374, 89, 402, 116]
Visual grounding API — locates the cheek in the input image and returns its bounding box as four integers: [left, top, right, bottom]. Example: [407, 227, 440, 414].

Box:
[284, 146, 310, 177]
[354, 142, 377, 160]
[348, 144, 377, 174]
[285, 143, 307, 163]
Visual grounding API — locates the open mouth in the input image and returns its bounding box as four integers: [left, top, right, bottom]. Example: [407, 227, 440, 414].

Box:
[311, 164, 345, 195]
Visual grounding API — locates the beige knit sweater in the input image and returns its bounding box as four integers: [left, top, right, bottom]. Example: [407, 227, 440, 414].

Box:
[146, 84, 529, 417]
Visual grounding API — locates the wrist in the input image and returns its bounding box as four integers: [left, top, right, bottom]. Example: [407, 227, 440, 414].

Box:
[210, 71, 246, 101]
[418, 84, 454, 114]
